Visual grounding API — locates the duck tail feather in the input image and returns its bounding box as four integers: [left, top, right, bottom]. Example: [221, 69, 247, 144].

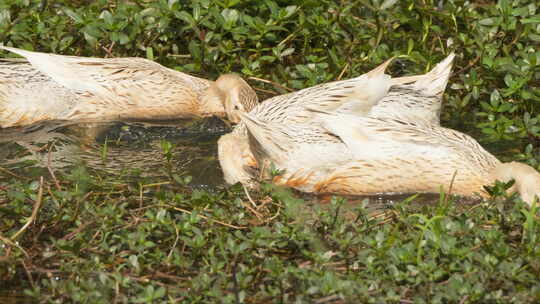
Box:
[417, 52, 455, 95]
[337, 71, 392, 116]
[392, 53, 455, 95]
[0, 46, 106, 97]
[365, 57, 394, 78]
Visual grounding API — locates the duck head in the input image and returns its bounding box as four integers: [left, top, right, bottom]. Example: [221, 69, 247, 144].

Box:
[202, 74, 258, 123]
[493, 161, 540, 206]
[218, 132, 255, 186]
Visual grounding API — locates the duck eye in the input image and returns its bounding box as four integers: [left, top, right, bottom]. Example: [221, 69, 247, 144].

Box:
[234, 105, 239, 110]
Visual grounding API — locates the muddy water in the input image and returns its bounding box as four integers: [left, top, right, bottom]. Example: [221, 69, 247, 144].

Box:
[0, 118, 486, 204]
[0, 118, 228, 188]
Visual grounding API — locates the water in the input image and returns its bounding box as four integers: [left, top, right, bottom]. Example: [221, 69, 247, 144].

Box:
[0, 118, 229, 188]
[0, 118, 486, 205]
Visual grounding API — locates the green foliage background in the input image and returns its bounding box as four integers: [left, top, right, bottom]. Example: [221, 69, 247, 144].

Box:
[1, 0, 540, 303]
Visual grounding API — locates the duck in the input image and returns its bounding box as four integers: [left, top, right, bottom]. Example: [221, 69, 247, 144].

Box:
[0, 46, 258, 128]
[218, 53, 540, 206]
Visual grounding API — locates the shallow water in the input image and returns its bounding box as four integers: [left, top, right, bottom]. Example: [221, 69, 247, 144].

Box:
[0, 118, 488, 204]
[0, 118, 228, 188]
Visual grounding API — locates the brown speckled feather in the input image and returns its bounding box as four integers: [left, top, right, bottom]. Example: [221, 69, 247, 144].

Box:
[0, 47, 258, 127]
[218, 53, 540, 205]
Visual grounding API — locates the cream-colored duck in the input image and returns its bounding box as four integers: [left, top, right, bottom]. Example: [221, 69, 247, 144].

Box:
[0, 46, 258, 128]
[218, 54, 540, 205]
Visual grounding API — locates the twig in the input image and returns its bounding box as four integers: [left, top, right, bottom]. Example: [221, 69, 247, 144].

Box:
[143, 181, 171, 187]
[101, 41, 115, 58]
[167, 224, 181, 264]
[336, 62, 350, 80]
[443, 170, 458, 205]
[166, 205, 246, 229]
[242, 201, 263, 220]
[277, 31, 297, 47]
[139, 183, 143, 208]
[61, 221, 95, 241]
[261, 205, 281, 224]
[258, 160, 267, 182]
[11, 176, 44, 241]
[248, 76, 294, 92]
[0, 234, 30, 258]
[47, 142, 61, 191]
[253, 87, 279, 96]
[166, 54, 192, 58]
[452, 54, 481, 77]
[314, 295, 342, 304]
[0, 166, 28, 180]
[21, 259, 35, 289]
[243, 185, 259, 210]
[139, 181, 171, 207]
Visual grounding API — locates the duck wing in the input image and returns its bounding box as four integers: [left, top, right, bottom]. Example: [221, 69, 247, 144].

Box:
[317, 108, 498, 172]
[251, 54, 454, 126]
[251, 58, 393, 123]
[0, 46, 211, 102]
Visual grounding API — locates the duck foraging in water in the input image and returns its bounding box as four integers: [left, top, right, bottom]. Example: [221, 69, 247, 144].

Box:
[218, 54, 540, 206]
[0, 46, 258, 128]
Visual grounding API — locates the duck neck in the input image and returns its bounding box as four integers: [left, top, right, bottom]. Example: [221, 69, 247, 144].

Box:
[491, 161, 540, 205]
[199, 83, 226, 117]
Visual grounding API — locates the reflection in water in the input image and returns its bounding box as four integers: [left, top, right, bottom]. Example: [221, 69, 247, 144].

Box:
[0, 118, 228, 188]
[0, 118, 487, 203]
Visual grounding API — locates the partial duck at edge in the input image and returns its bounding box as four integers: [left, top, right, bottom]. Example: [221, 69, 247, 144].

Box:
[0, 46, 258, 127]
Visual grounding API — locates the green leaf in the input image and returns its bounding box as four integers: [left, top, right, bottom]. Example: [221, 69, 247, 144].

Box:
[188, 40, 201, 61]
[221, 8, 239, 24]
[479, 18, 496, 25]
[100, 10, 113, 26]
[82, 24, 103, 38]
[63, 8, 83, 24]
[284, 5, 298, 18]
[175, 11, 196, 26]
[520, 16, 540, 24]
[146, 46, 154, 60]
[118, 33, 130, 45]
[0, 10, 11, 27]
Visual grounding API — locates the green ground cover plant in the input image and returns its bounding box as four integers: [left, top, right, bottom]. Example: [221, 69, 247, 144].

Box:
[1, 0, 539, 302]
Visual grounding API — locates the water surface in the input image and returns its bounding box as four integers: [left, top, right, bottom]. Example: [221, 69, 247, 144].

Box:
[0, 118, 228, 188]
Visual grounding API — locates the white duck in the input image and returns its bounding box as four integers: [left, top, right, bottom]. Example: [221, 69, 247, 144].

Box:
[0, 46, 258, 127]
[218, 54, 540, 205]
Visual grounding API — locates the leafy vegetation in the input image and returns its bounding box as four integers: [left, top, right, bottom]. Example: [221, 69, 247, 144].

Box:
[1, 0, 539, 303]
